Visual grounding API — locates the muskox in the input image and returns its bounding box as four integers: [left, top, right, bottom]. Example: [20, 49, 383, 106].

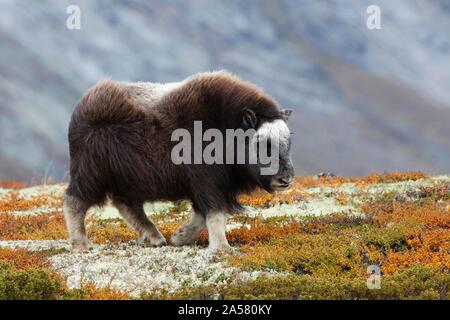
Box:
[64, 71, 294, 252]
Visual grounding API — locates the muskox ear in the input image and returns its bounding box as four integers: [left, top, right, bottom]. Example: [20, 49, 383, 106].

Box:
[281, 108, 293, 122]
[242, 108, 257, 129]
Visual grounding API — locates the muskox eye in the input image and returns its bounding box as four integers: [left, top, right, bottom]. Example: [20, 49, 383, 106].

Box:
[242, 108, 257, 129]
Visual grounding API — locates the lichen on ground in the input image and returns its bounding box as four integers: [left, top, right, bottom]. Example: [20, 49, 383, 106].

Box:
[0, 172, 449, 299]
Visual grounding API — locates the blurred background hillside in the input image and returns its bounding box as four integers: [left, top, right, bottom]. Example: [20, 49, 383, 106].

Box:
[0, 0, 449, 182]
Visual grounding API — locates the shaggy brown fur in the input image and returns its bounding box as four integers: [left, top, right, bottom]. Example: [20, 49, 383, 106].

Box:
[65, 71, 293, 250]
[67, 72, 283, 213]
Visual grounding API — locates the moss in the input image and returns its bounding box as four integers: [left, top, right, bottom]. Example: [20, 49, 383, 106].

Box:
[226, 219, 304, 246]
[142, 264, 449, 300]
[0, 250, 130, 300]
[62, 282, 129, 300]
[368, 264, 450, 300]
[175, 200, 191, 213]
[0, 262, 62, 300]
[232, 231, 365, 277]
[360, 223, 414, 252]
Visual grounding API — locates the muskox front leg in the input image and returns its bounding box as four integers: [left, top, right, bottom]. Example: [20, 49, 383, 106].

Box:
[206, 212, 231, 252]
[113, 201, 167, 247]
[63, 193, 92, 252]
[171, 211, 206, 246]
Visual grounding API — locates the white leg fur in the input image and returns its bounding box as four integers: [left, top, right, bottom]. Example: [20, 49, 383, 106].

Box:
[206, 212, 231, 252]
[63, 194, 92, 252]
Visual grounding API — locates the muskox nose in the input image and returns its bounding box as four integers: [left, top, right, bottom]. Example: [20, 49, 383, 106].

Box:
[278, 176, 294, 186]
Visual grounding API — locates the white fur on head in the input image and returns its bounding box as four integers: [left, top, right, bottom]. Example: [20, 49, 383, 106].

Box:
[256, 119, 290, 142]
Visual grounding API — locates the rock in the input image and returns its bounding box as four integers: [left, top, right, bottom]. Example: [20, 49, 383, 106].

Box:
[313, 172, 336, 179]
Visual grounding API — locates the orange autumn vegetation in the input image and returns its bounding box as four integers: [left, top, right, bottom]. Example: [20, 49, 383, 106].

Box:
[85, 219, 186, 244]
[295, 171, 427, 189]
[0, 209, 186, 244]
[160, 220, 184, 239]
[227, 220, 301, 246]
[62, 282, 130, 300]
[0, 212, 67, 240]
[0, 193, 52, 213]
[239, 189, 309, 208]
[87, 219, 138, 244]
[226, 219, 324, 246]
[335, 194, 349, 205]
[0, 248, 50, 270]
[230, 230, 364, 277]
[0, 180, 27, 189]
[382, 229, 450, 274]
[362, 200, 450, 229]
[362, 199, 449, 274]
[180, 215, 330, 246]
[223, 213, 372, 248]
[239, 191, 277, 207]
[1, 171, 447, 291]
[228, 197, 448, 278]
[239, 172, 427, 208]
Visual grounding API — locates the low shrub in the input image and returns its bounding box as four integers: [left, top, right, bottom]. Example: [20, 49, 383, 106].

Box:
[0, 262, 61, 300]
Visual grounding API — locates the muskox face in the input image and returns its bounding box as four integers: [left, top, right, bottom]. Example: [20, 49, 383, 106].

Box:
[244, 109, 295, 192]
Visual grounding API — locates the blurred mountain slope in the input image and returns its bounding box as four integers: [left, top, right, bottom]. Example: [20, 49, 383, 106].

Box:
[0, 0, 449, 181]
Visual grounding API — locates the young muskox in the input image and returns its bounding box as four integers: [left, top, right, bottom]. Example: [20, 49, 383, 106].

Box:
[64, 71, 294, 252]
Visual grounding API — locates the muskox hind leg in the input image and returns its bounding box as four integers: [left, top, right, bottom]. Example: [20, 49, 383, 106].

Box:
[206, 212, 232, 252]
[113, 201, 167, 247]
[171, 211, 206, 246]
[63, 193, 92, 252]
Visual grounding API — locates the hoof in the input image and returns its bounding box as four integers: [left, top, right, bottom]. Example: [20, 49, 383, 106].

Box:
[70, 239, 92, 253]
[208, 243, 233, 254]
[138, 234, 168, 247]
[171, 228, 196, 246]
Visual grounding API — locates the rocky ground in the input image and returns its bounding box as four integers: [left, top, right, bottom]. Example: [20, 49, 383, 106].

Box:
[0, 172, 449, 299]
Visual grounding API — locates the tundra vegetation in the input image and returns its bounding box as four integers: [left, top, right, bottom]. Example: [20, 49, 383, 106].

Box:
[0, 171, 449, 300]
